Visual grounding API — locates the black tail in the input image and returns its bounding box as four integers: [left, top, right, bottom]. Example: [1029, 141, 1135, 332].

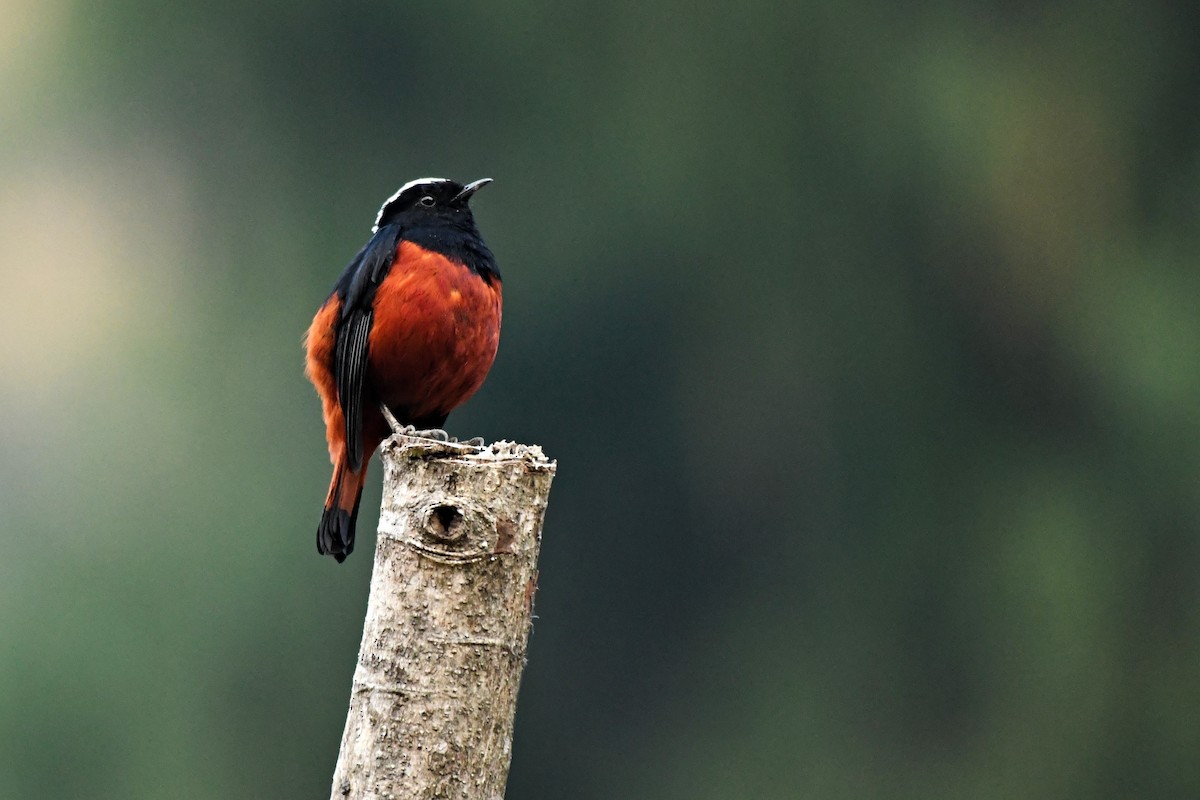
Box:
[317, 464, 365, 562]
[317, 506, 358, 563]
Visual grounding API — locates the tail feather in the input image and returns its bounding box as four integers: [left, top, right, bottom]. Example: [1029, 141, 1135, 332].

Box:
[317, 462, 365, 562]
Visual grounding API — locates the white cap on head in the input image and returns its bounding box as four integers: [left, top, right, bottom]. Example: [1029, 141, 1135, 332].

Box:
[372, 177, 451, 232]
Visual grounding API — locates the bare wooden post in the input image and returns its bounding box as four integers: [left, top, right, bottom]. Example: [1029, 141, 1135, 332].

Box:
[329, 434, 556, 800]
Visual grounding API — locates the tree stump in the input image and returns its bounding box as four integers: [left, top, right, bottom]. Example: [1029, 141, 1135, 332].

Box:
[329, 434, 556, 800]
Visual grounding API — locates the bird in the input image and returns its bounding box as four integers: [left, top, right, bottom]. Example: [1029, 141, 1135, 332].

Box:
[304, 177, 501, 562]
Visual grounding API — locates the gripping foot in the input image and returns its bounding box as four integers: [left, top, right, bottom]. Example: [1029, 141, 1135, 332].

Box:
[379, 404, 483, 447]
[410, 428, 450, 442]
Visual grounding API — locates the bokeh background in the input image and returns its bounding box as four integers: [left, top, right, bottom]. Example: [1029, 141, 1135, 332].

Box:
[3, 2, 1199, 797]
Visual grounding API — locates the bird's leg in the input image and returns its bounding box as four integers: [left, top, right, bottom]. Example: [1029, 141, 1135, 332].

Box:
[379, 404, 413, 436]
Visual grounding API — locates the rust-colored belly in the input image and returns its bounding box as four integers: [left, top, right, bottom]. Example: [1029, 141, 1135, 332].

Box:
[366, 241, 502, 423]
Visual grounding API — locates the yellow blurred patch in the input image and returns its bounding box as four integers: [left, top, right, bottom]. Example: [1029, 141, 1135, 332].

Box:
[0, 0, 68, 107]
[0, 147, 193, 395]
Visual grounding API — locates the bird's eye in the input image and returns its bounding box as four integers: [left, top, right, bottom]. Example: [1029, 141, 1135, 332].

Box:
[419, 195, 435, 207]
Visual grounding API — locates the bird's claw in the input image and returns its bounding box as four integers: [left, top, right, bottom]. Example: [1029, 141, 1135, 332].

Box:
[410, 430, 485, 448]
[410, 428, 450, 442]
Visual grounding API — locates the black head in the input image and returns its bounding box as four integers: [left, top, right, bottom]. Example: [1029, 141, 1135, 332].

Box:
[372, 177, 492, 233]
[369, 177, 498, 282]
[369, 177, 498, 281]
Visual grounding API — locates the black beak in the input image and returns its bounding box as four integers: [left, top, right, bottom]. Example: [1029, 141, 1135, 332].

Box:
[453, 178, 492, 204]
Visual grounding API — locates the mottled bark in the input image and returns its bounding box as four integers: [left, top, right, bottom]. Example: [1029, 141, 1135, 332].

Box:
[329, 435, 556, 800]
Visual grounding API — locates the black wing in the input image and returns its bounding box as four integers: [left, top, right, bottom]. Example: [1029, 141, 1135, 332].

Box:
[332, 224, 401, 471]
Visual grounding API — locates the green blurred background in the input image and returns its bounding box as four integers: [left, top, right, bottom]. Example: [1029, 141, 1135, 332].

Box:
[3, 2, 1199, 797]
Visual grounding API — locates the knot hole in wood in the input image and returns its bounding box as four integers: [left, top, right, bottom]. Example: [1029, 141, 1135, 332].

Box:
[426, 504, 466, 543]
